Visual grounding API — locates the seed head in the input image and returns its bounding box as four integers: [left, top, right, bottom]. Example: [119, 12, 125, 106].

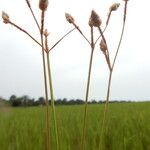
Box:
[100, 39, 107, 52]
[43, 29, 49, 37]
[109, 3, 120, 12]
[65, 13, 75, 24]
[89, 10, 102, 27]
[39, 0, 48, 11]
[2, 11, 10, 24]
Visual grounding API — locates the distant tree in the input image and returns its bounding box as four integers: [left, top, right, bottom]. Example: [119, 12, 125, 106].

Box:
[21, 95, 29, 106]
[91, 100, 97, 104]
[38, 97, 45, 106]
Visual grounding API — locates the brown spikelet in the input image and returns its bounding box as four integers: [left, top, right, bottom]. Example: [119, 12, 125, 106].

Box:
[109, 3, 120, 12]
[65, 13, 75, 24]
[43, 29, 49, 37]
[39, 0, 48, 11]
[89, 10, 102, 27]
[100, 39, 107, 52]
[2, 11, 10, 24]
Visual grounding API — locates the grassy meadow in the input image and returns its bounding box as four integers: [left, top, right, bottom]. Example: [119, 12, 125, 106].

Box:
[0, 102, 150, 150]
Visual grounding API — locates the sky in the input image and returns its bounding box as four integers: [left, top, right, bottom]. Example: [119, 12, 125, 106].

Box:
[0, 0, 150, 101]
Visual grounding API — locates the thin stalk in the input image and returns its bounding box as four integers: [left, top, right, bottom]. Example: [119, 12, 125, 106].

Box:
[99, 2, 128, 149]
[25, 0, 41, 31]
[81, 27, 94, 150]
[40, 11, 50, 150]
[49, 27, 76, 51]
[47, 52, 59, 150]
[98, 26, 111, 72]
[72, 23, 91, 45]
[94, 25, 107, 45]
[99, 70, 112, 150]
[9, 21, 42, 47]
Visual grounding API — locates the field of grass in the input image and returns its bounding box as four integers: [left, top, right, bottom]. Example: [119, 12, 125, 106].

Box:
[0, 102, 150, 150]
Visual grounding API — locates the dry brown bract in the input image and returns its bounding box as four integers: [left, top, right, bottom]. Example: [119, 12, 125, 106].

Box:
[2, 11, 10, 24]
[89, 10, 102, 27]
[109, 3, 120, 12]
[39, 0, 49, 11]
[65, 13, 75, 24]
[100, 39, 107, 52]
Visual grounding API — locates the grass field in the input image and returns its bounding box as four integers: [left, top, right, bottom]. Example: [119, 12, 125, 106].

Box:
[0, 102, 150, 150]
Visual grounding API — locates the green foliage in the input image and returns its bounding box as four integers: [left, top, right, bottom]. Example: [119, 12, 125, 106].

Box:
[0, 102, 150, 150]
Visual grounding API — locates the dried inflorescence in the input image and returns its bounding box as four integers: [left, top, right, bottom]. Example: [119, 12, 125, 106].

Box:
[89, 10, 102, 27]
[106, 3, 120, 25]
[43, 29, 49, 37]
[2, 11, 10, 24]
[100, 39, 107, 52]
[39, 0, 49, 11]
[109, 3, 120, 12]
[65, 13, 75, 24]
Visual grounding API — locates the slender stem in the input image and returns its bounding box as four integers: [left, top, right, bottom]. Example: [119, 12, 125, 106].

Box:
[81, 27, 94, 150]
[99, 70, 112, 150]
[49, 27, 76, 51]
[47, 52, 59, 150]
[25, 0, 41, 31]
[9, 21, 42, 47]
[98, 26, 112, 71]
[94, 25, 107, 45]
[112, 19, 126, 71]
[99, 2, 128, 149]
[40, 10, 50, 150]
[73, 23, 91, 45]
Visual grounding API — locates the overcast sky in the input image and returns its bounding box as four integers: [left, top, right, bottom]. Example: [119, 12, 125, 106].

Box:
[0, 0, 150, 101]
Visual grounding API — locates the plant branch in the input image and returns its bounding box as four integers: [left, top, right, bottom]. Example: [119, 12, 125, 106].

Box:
[72, 23, 91, 45]
[9, 21, 42, 47]
[40, 10, 50, 150]
[25, 0, 41, 31]
[94, 25, 107, 45]
[99, 1, 128, 149]
[81, 26, 94, 150]
[47, 52, 59, 150]
[49, 27, 76, 51]
[44, 30, 59, 150]
[98, 26, 112, 71]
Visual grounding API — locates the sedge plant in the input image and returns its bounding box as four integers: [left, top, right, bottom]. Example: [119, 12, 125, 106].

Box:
[97, 0, 129, 149]
[65, 3, 120, 149]
[2, 0, 75, 149]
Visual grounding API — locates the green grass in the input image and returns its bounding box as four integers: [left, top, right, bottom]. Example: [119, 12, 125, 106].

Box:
[0, 102, 150, 150]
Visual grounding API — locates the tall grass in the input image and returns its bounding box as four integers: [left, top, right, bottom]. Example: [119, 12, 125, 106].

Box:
[0, 102, 150, 150]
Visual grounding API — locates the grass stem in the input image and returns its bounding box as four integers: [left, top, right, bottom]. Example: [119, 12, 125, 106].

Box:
[47, 52, 59, 150]
[99, 2, 128, 149]
[81, 27, 94, 150]
[40, 10, 51, 150]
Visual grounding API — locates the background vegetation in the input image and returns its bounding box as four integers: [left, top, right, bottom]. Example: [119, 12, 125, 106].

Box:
[0, 102, 150, 150]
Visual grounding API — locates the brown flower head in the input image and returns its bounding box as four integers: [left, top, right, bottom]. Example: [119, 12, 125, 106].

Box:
[2, 11, 10, 24]
[109, 3, 120, 12]
[100, 39, 107, 52]
[43, 29, 49, 37]
[89, 10, 102, 27]
[65, 13, 75, 24]
[39, 0, 49, 11]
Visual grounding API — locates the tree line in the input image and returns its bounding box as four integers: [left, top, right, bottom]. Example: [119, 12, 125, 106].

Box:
[0, 95, 132, 107]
